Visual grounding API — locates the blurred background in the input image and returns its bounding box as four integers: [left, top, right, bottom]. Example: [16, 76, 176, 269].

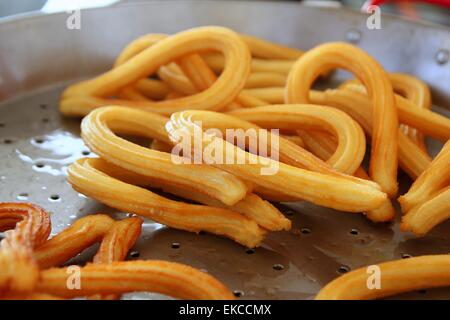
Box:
[0, 0, 449, 26]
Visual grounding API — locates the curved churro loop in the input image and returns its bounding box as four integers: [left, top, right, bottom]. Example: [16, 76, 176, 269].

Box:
[0, 203, 233, 300]
[399, 141, 450, 235]
[0, 203, 51, 292]
[115, 33, 289, 99]
[316, 255, 450, 300]
[401, 187, 450, 235]
[182, 108, 375, 189]
[115, 32, 303, 65]
[399, 140, 450, 213]
[341, 73, 432, 153]
[175, 50, 267, 109]
[91, 217, 143, 300]
[37, 260, 234, 300]
[34, 215, 114, 269]
[339, 82, 449, 142]
[32, 214, 142, 300]
[67, 158, 265, 248]
[78, 157, 290, 231]
[297, 131, 395, 222]
[230, 104, 366, 175]
[60, 26, 251, 116]
[167, 110, 387, 212]
[93, 217, 143, 264]
[310, 89, 433, 179]
[242, 86, 450, 142]
[286, 42, 398, 197]
[81, 106, 249, 206]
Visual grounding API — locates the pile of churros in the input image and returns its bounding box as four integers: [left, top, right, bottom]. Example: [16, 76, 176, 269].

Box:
[0, 202, 234, 299]
[2, 26, 450, 299]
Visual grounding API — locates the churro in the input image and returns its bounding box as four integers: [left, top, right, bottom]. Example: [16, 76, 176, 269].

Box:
[60, 26, 251, 116]
[399, 141, 450, 235]
[316, 255, 450, 300]
[310, 89, 436, 179]
[0, 203, 234, 300]
[36, 261, 234, 300]
[67, 158, 265, 247]
[0, 203, 51, 292]
[341, 72, 432, 154]
[286, 42, 398, 197]
[167, 110, 387, 212]
[230, 104, 366, 175]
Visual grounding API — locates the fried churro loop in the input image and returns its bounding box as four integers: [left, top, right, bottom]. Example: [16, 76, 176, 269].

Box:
[81, 106, 249, 206]
[93, 217, 143, 265]
[91, 217, 143, 300]
[401, 187, 450, 235]
[338, 81, 449, 142]
[399, 141, 450, 235]
[0, 203, 233, 300]
[240, 86, 450, 143]
[33, 214, 142, 300]
[342, 73, 432, 154]
[316, 255, 450, 300]
[228, 106, 394, 222]
[36, 260, 234, 300]
[76, 157, 289, 231]
[294, 130, 396, 222]
[60, 26, 251, 116]
[229, 104, 366, 175]
[167, 110, 387, 212]
[181, 108, 376, 189]
[286, 42, 398, 197]
[116, 34, 267, 109]
[310, 89, 434, 179]
[34, 215, 115, 269]
[0, 203, 51, 292]
[67, 158, 265, 247]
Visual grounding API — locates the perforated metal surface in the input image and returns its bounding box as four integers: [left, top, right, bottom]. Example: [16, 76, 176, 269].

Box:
[0, 1, 450, 300]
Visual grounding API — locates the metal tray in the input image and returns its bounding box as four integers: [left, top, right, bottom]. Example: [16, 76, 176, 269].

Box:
[0, 1, 449, 300]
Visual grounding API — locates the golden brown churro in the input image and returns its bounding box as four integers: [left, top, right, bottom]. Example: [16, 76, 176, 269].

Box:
[286, 42, 399, 197]
[0, 203, 234, 300]
[341, 72, 432, 154]
[60, 27, 251, 116]
[0, 203, 51, 292]
[74, 157, 289, 232]
[80, 106, 249, 206]
[68, 158, 265, 248]
[36, 261, 234, 300]
[229, 104, 366, 175]
[399, 141, 450, 235]
[316, 255, 450, 300]
[167, 110, 387, 212]
[310, 89, 435, 179]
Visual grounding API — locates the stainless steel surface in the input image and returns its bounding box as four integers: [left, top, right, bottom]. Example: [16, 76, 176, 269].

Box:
[0, 1, 449, 300]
